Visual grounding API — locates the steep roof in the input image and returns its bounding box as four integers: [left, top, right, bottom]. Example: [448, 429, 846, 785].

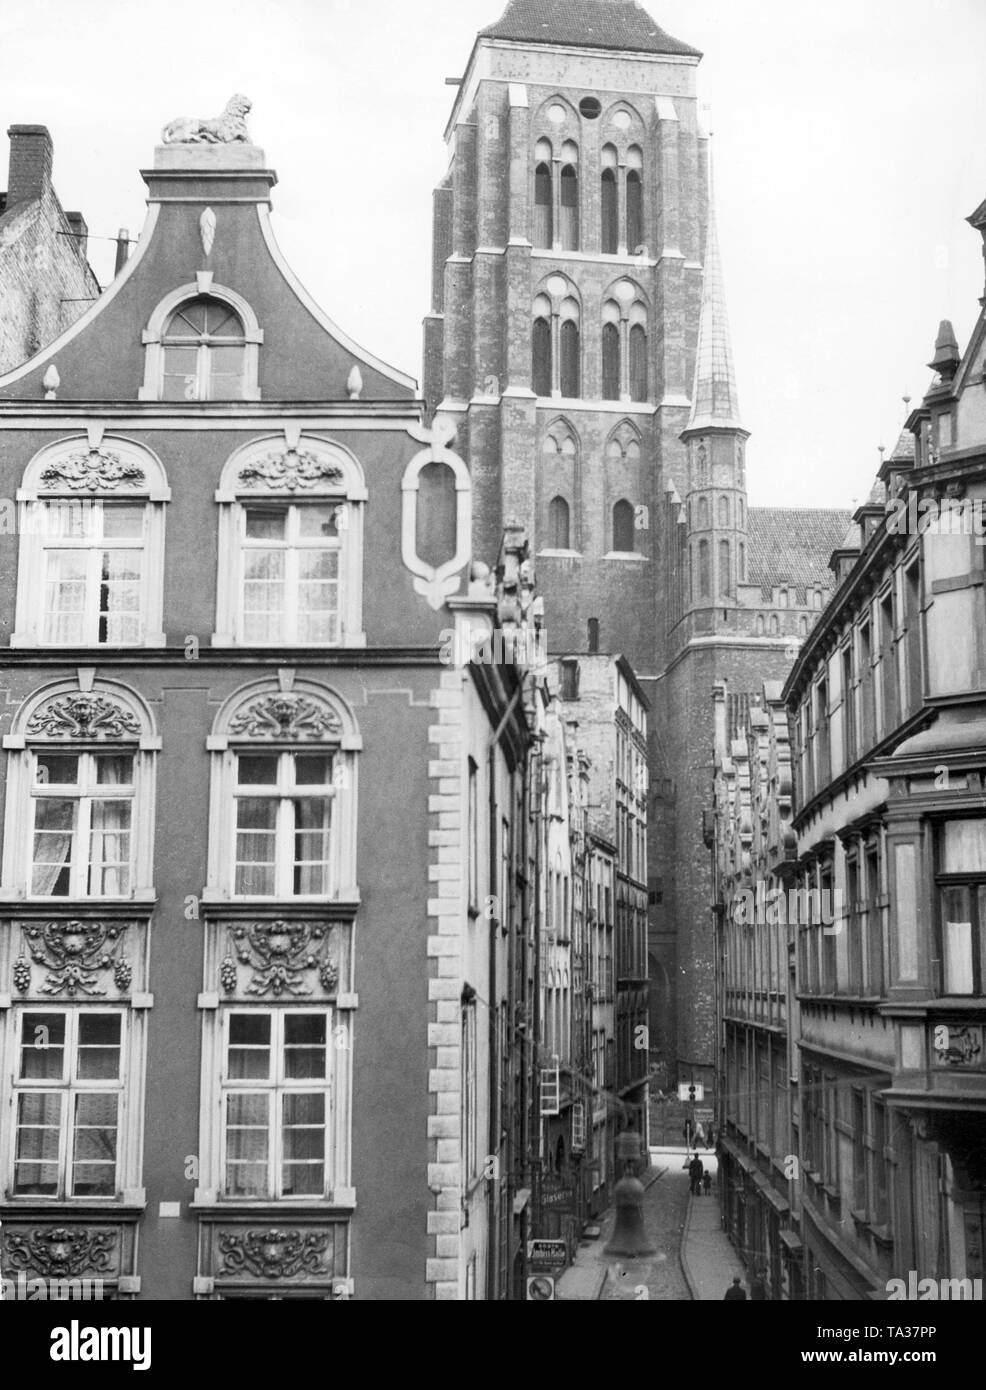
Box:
[479, 0, 701, 56]
[747, 508, 853, 593]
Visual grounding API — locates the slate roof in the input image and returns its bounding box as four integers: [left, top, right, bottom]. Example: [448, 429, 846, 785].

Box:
[479, 0, 701, 56]
[747, 507, 853, 593]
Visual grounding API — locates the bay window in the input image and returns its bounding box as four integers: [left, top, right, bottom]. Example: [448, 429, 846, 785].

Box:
[938, 818, 986, 996]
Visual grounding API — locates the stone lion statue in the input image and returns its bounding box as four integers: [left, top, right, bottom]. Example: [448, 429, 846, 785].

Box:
[161, 94, 252, 145]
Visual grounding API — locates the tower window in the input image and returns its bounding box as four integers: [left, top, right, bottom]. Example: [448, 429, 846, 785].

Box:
[534, 162, 553, 249]
[602, 321, 620, 400]
[718, 496, 730, 527]
[532, 317, 551, 397]
[612, 499, 635, 554]
[626, 147, 644, 252]
[739, 542, 746, 582]
[548, 496, 571, 550]
[560, 157, 579, 251]
[697, 496, 709, 529]
[629, 322, 647, 402]
[559, 318, 580, 398]
[698, 539, 710, 597]
[719, 539, 730, 596]
[579, 97, 601, 120]
[601, 146, 618, 254]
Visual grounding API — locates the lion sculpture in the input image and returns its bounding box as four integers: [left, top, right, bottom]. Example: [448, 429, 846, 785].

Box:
[161, 94, 252, 145]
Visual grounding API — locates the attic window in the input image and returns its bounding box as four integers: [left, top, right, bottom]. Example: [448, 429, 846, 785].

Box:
[578, 97, 601, 120]
[161, 297, 247, 401]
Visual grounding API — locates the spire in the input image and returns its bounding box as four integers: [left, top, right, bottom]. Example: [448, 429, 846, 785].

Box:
[685, 169, 745, 434]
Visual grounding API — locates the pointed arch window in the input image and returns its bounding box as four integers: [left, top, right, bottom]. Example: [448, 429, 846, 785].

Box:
[629, 309, 647, 402]
[534, 140, 553, 249]
[719, 540, 730, 596]
[697, 496, 709, 529]
[533, 309, 552, 398]
[718, 496, 730, 527]
[601, 145, 619, 254]
[602, 304, 620, 401]
[626, 146, 644, 252]
[559, 142, 579, 251]
[698, 539, 710, 598]
[548, 496, 571, 551]
[612, 499, 635, 554]
[739, 542, 746, 582]
[559, 308, 580, 399]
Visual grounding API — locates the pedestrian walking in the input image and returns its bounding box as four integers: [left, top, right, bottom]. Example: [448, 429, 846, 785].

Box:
[693, 1119, 706, 1148]
[724, 1276, 746, 1301]
[702, 1169, 712, 1196]
[688, 1153, 704, 1196]
[750, 1267, 767, 1300]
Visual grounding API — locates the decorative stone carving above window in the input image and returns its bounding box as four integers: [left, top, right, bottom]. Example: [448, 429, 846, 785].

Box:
[4, 1226, 119, 1279]
[228, 694, 343, 741]
[39, 448, 146, 492]
[26, 694, 141, 740]
[220, 920, 338, 998]
[237, 449, 344, 493]
[217, 1228, 333, 1280]
[14, 920, 132, 998]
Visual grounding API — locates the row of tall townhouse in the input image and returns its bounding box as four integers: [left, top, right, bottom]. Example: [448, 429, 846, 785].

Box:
[0, 104, 648, 1300]
[711, 189, 986, 1300]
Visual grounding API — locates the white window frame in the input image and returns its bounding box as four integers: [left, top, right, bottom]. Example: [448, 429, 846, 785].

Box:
[237, 502, 344, 646]
[27, 748, 137, 899]
[219, 1007, 334, 1201]
[138, 280, 262, 402]
[213, 435, 366, 648]
[8, 1006, 127, 1201]
[12, 436, 169, 650]
[230, 750, 337, 900]
[203, 678, 361, 908]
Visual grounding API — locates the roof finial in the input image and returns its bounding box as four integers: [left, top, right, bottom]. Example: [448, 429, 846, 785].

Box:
[684, 146, 745, 434]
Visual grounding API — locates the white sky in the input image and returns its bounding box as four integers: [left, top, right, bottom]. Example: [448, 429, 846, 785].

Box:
[2, 0, 985, 509]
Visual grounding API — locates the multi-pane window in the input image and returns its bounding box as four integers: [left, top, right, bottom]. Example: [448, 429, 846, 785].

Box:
[233, 752, 335, 898]
[938, 819, 986, 996]
[240, 504, 341, 645]
[30, 751, 134, 897]
[13, 1009, 123, 1197]
[37, 501, 146, 646]
[161, 296, 247, 401]
[461, 1000, 478, 1185]
[222, 1010, 330, 1198]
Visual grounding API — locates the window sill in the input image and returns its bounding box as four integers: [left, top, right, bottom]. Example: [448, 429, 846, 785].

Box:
[9, 634, 166, 649]
[603, 551, 648, 563]
[0, 892, 157, 912]
[210, 634, 368, 650]
[1, 1196, 147, 1214]
[537, 549, 582, 559]
[200, 890, 361, 911]
[190, 1193, 356, 1214]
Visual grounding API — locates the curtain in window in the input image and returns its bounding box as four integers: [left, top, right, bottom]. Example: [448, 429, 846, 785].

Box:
[282, 1092, 325, 1194]
[72, 1092, 118, 1195]
[15, 1092, 62, 1193]
[99, 550, 142, 644]
[293, 797, 331, 895]
[236, 799, 277, 895]
[43, 551, 88, 644]
[243, 548, 285, 643]
[226, 1093, 269, 1196]
[90, 798, 132, 896]
[32, 798, 75, 895]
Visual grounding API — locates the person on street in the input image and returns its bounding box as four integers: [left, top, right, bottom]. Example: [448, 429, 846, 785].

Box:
[724, 1276, 746, 1301]
[693, 1119, 706, 1148]
[688, 1153, 704, 1195]
[750, 1267, 767, 1300]
[702, 1168, 712, 1196]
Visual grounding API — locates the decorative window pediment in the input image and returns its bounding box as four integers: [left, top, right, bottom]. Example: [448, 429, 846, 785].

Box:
[213, 434, 365, 648]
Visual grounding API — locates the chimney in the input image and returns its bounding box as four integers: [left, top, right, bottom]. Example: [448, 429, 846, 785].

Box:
[65, 210, 88, 260]
[113, 228, 130, 277]
[6, 124, 53, 209]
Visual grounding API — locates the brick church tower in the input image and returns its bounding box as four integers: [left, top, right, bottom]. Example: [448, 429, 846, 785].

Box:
[425, 0, 850, 1089]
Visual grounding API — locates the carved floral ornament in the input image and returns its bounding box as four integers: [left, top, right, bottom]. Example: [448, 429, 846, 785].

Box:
[237, 448, 344, 493]
[220, 920, 338, 998]
[4, 1227, 118, 1278]
[26, 694, 141, 740]
[14, 920, 132, 998]
[39, 447, 146, 493]
[228, 693, 342, 741]
[217, 1228, 332, 1280]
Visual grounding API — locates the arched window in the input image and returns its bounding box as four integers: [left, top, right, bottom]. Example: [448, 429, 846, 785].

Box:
[559, 310, 580, 398]
[560, 142, 579, 251]
[769, 614, 779, 635]
[799, 615, 809, 635]
[532, 314, 552, 397]
[534, 140, 553, 249]
[756, 614, 765, 635]
[602, 313, 620, 400]
[778, 588, 789, 609]
[738, 497, 745, 527]
[698, 539, 710, 597]
[601, 145, 618, 254]
[161, 296, 247, 401]
[416, 462, 458, 570]
[613, 499, 635, 553]
[718, 496, 730, 527]
[629, 314, 647, 401]
[739, 542, 746, 582]
[697, 496, 709, 529]
[626, 146, 644, 251]
[719, 539, 730, 595]
[214, 434, 367, 647]
[548, 496, 571, 550]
